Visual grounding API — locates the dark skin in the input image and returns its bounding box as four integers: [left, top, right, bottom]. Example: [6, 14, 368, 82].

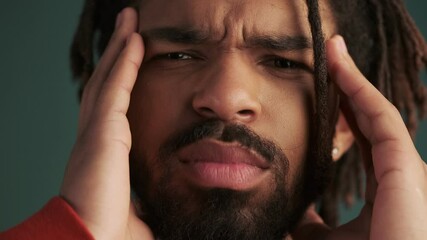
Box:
[60, 1, 427, 239]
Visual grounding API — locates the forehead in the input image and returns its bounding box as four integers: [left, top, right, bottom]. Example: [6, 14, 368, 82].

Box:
[138, 0, 337, 39]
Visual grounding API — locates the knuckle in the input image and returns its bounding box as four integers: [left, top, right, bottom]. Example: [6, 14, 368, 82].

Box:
[350, 83, 367, 100]
[386, 102, 401, 117]
[110, 30, 127, 46]
[125, 57, 141, 73]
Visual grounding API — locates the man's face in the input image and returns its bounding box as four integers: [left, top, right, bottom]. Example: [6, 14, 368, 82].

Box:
[127, 0, 336, 238]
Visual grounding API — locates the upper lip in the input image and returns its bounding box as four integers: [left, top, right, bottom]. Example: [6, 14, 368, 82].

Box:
[176, 139, 270, 169]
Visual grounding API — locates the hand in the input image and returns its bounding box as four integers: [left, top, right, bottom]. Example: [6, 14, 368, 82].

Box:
[292, 35, 427, 240]
[59, 8, 154, 240]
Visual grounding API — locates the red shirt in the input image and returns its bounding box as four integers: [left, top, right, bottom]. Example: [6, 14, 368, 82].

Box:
[0, 197, 94, 240]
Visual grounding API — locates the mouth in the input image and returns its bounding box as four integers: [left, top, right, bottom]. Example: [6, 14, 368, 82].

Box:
[176, 139, 271, 190]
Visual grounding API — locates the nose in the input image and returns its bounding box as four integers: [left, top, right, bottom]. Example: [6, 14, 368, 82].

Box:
[192, 55, 262, 123]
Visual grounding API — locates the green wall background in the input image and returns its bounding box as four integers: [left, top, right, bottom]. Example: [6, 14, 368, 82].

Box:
[0, 0, 426, 231]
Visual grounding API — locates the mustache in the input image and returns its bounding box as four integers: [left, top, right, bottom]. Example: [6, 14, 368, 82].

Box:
[159, 119, 287, 165]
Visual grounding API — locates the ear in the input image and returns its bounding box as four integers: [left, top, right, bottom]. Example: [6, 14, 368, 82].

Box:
[332, 111, 355, 161]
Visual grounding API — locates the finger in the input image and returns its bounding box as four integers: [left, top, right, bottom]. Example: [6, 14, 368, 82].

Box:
[79, 7, 138, 133]
[328, 35, 427, 240]
[88, 33, 144, 157]
[61, 34, 144, 239]
[127, 200, 155, 240]
[339, 91, 373, 171]
[291, 205, 330, 240]
[326, 35, 421, 177]
[327, 36, 409, 144]
[96, 33, 144, 116]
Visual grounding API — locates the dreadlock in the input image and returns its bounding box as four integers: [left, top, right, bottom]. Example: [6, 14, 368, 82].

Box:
[303, 0, 335, 225]
[70, 0, 427, 228]
[317, 0, 427, 226]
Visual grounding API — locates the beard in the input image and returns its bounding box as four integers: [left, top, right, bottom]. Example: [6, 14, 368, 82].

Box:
[130, 120, 332, 240]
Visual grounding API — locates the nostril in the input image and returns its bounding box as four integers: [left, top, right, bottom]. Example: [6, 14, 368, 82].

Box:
[198, 107, 215, 116]
[238, 109, 254, 116]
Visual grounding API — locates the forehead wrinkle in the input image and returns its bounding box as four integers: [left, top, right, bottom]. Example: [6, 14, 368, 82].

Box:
[140, 27, 211, 44]
[217, 1, 312, 50]
[140, 25, 313, 54]
[139, 0, 330, 51]
[244, 33, 313, 51]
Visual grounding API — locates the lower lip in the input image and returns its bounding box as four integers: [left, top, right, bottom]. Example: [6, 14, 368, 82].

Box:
[182, 161, 266, 190]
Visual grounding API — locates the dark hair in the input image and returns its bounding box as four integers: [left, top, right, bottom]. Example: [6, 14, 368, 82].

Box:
[70, 0, 427, 227]
[320, 0, 427, 226]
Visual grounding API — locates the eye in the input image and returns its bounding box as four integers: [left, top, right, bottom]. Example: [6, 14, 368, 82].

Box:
[272, 58, 300, 69]
[164, 52, 193, 60]
[145, 51, 204, 70]
[262, 56, 312, 74]
[260, 55, 313, 79]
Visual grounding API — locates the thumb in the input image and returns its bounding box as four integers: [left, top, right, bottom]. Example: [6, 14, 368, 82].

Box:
[126, 200, 155, 240]
[291, 204, 330, 240]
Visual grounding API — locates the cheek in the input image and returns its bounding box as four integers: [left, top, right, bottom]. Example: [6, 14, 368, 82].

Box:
[261, 81, 314, 177]
[266, 80, 313, 139]
[277, 92, 312, 151]
[127, 72, 186, 163]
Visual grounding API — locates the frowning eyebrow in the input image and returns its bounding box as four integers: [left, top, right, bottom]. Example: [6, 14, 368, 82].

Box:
[247, 35, 311, 51]
[141, 27, 210, 44]
[140, 27, 312, 51]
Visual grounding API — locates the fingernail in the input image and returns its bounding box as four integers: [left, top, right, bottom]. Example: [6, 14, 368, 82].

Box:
[115, 11, 123, 29]
[337, 36, 348, 54]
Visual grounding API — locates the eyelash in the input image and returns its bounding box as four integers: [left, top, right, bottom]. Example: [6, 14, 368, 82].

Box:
[151, 52, 309, 73]
[261, 55, 310, 72]
[153, 52, 196, 61]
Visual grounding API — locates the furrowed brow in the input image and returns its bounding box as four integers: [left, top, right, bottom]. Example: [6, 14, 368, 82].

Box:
[140, 27, 209, 45]
[246, 35, 312, 51]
